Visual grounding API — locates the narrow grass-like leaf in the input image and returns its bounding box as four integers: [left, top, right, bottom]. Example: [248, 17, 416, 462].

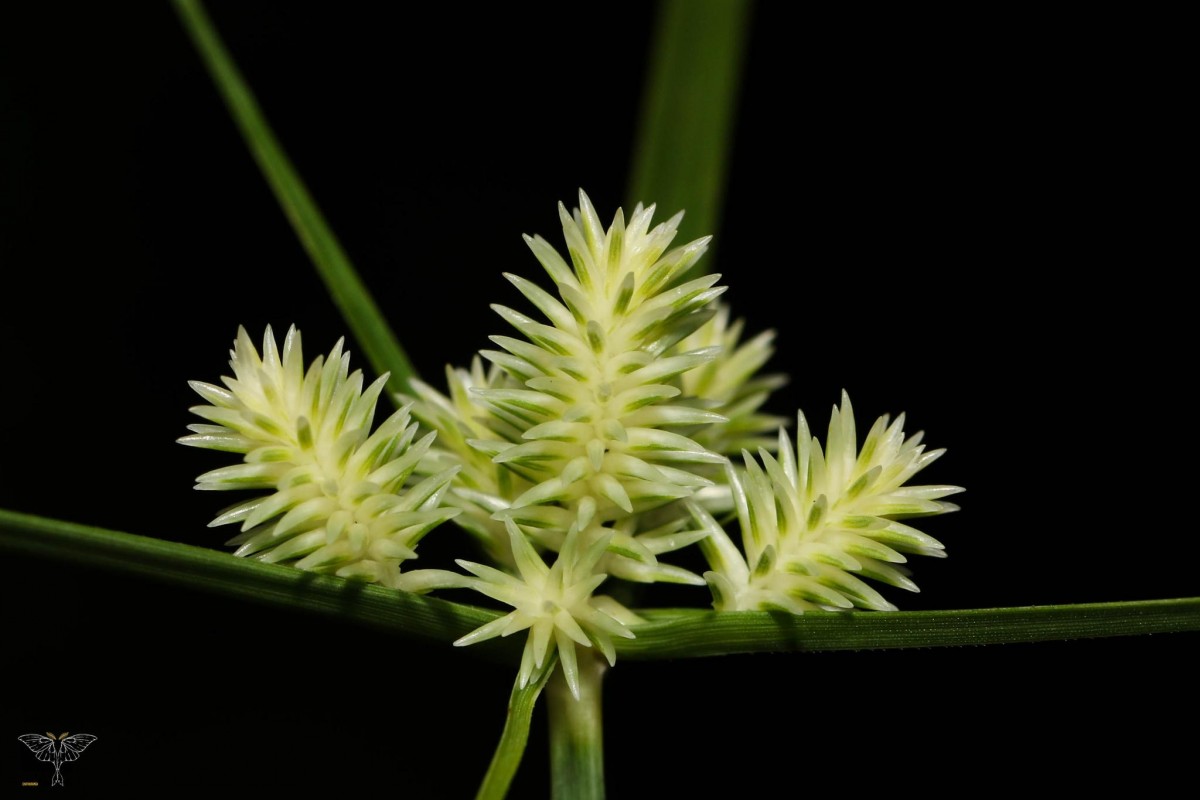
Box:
[0, 508, 500, 649]
[5, 509, 1198, 660]
[628, 0, 752, 270]
[171, 0, 416, 393]
[619, 601, 1200, 658]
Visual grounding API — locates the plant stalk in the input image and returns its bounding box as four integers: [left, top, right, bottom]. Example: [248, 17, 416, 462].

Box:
[548, 648, 607, 800]
[4, 509, 1199, 658]
[476, 657, 556, 800]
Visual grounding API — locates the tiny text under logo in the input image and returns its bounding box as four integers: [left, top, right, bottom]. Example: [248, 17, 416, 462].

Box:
[18, 732, 98, 787]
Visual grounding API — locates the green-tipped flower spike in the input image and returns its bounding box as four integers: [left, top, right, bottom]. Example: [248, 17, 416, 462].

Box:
[632, 305, 788, 527]
[696, 391, 963, 613]
[405, 357, 534, 567]
[477, 190, 728, 529]
[677, 304, 788, 457]
[454, 518, 638, 700]
[179, 325, 461, 588]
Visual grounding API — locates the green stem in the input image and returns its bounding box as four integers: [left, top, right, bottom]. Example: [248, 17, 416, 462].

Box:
[0, 508, 504, 651]
[476, 658, 556, 800]
[171, 0, 417, 394]
[619, 601, 1200, 657]
[628, 0, 752, 267]
[4, 509, 1199, 658]
[547, 648, 606, 800]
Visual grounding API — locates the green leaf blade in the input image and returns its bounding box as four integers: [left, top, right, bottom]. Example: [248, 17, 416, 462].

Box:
[5, 508, 1198, 661]
[171, 0, 417, 394]
[619, 601, 1200, 658]
[0, 508, 501, 649]
[628, 0, 753, 266]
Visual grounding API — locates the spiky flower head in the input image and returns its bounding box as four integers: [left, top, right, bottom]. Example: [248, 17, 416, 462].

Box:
[479, 191, 727, 523]
[677, 304, 787, 458]
[404, 357, 534, 568]
[179, 325, 460, 588]
[453, 500, 639, 699]
[402, 192, 735, 591]
[696, 391, 962, 613]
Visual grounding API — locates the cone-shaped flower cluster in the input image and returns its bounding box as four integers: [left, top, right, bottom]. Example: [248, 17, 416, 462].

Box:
[696, 392, 963, 613]
[412, 192, 742, 588]
[444, 191, 743, 677]
[677, 305, 787, 459]
[479, 191, 727, 527]
[406, 358, 530, 567]
[180, 326, 460, 588]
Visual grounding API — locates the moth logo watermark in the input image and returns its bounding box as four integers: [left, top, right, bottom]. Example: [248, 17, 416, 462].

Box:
[17, 732, 98, 787]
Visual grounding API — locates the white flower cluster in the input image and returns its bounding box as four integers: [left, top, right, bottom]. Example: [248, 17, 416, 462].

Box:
[184, 193, 960, 699]
[180, 326, 460, 589]
[695, 392, 962, 613]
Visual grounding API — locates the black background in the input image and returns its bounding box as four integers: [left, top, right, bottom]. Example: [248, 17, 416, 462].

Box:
[1, 3, 1194, 796]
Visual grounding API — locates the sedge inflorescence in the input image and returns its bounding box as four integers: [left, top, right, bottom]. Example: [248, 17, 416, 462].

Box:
[179, 326, 460, 589]
[422, 192, 735, 695]
[694, 392, 962, 613]
[182, 191, 961, 698]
